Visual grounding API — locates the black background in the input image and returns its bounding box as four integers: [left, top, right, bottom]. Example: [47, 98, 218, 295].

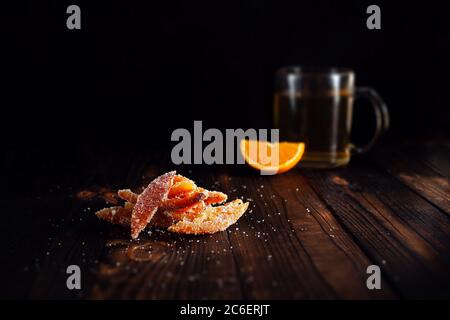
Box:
[2, 0, 449, 193]
[0, 0, 449, 300]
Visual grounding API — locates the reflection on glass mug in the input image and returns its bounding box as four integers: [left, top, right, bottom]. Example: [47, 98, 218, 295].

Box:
[274, 67, 389, 168]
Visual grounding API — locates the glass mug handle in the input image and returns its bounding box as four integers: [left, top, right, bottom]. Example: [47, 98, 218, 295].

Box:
[351, 87, 390, 154]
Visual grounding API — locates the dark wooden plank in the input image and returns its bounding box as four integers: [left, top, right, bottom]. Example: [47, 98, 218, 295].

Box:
[214, 173, 334, 299]
[26, 144, 450, 299]
[0, 195, 76, 298]
[30, 148, 137, 298]
[374, 143, 450, 215]
[304, 160, 450, 299]
[217, 172, 396, 299]
[407, 142, 450, 177]
[90, 228, 243, 299]
[30, 195, 110, 299]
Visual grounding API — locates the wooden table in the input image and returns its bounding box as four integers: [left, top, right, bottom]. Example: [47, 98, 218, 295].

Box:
[4, 141, 449, 299]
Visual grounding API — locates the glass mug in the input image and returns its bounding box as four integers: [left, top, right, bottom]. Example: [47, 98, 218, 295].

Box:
[274, 67, 389, 168]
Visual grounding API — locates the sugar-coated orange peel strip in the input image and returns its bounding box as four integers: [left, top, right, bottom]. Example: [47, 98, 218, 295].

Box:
[162, 190, 207, 210]
[168, 176, 196, 197]
[131, 171, 176, 239]
[95, 206, 132, 227]
[168, 199, 249, 235]
[164, 200, 206, 222]
[200, 188, 228, 205]
[95, 171, 248, 237]
[118, 189, 138, 204]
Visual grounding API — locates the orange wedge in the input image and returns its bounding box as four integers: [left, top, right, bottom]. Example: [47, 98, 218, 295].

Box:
[240, 140, 305, 174]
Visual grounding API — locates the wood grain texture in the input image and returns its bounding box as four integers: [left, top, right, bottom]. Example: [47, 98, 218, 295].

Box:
[304, 160, 450, 298]
[218, 173, 337, 299]
[20, 142, 450, 299]
[374, 143, 450, 215]
[268, 172, 396, 299]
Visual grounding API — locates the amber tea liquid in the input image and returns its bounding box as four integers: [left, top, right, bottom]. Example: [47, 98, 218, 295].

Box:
[274, 91, 353, 168]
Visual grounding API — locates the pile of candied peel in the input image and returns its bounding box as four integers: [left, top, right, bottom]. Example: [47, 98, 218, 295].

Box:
[95, 171, 249, 238]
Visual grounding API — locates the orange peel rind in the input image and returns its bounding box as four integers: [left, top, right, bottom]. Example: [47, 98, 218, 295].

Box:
[168, 200, 248, 235]
[95, 206, 132, 227]
[131, 171, 176, 239]
[117, 189, 138, 204]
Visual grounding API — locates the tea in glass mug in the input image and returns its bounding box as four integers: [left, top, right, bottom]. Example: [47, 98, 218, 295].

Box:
[274, 67, 389, 168]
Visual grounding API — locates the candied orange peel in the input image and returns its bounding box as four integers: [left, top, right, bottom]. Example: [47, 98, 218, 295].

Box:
[95, 171, 248, 238]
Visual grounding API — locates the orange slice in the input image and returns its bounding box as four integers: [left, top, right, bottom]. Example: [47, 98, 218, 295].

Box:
[240, 140, 305, 174]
